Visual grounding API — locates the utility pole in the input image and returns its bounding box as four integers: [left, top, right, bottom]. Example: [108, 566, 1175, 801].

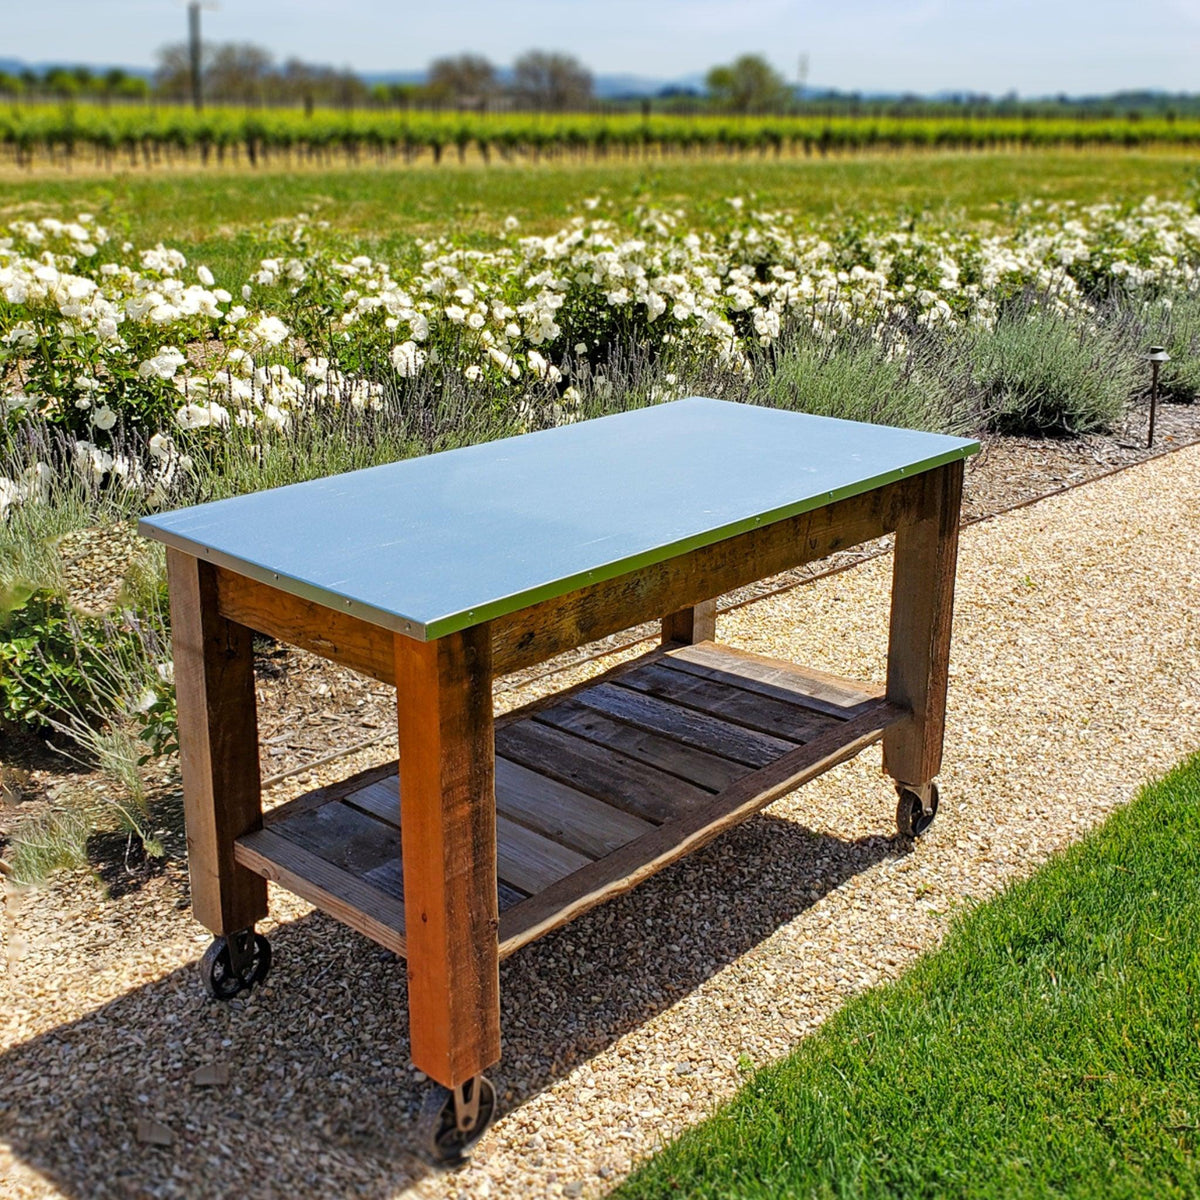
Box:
[188, 0, 203, 110]
[797, 53, 809, 103]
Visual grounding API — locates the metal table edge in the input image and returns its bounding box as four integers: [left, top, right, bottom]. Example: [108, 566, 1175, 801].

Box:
[138, 440, 977, 643]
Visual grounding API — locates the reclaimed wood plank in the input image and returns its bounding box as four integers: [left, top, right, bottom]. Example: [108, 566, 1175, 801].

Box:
[574, 681, 796, 766]
[884, 460, 964, 786]
[276, 800, 399, 879]
[534, 697, 749, 792]
[496, 814, 592, 894]
[495, 721, 709, 824]
[343, 776, 401, 827]
[217, 566, 396, 685]
[663, 641, 884, 718]
[491, 478, 921, 674]
[235, 828, 405, 957]
[498, 700, 905, 957]
[619, 662, 841, 743]
[494, 757, 654, 858]
[166, 548, 267, 936]
[395, 625, 500, 1087]
[364, 856, 528, 913]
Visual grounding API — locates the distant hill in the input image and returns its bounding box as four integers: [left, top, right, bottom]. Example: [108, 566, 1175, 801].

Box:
[2, 58, 1197, 108]
[0, 57, 153, 81]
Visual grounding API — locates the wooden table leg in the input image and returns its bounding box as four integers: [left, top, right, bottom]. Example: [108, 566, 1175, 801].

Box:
[395, 625, 501, 1088]
[661, 599, 716, 646]
[883, 461, 964, 788]
[166, 548, 267, 936]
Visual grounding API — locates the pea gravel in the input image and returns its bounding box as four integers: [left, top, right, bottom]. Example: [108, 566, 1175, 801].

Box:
[3, 444, 1200, 1199]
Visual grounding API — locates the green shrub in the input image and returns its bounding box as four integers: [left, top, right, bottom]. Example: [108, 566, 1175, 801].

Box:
[760, 326, 965, 433]
[1148, 289, 1200, 401]
[0, 587, 96, 725]
[969, 306, 1138, 436]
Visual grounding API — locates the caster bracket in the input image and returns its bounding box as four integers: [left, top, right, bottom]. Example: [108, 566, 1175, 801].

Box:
[453, 1078, 484, 1134]
[899, 781, 937, 816]
[419, 1075, 497, 1164]
[895, 780, 940, 839]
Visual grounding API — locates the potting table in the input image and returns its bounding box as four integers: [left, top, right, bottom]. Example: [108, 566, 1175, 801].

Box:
[139, 397, 977, 1159]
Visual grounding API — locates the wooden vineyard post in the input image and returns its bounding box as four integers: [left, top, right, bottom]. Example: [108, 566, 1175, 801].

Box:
[166, 548, 267, 935]
[883, 461, 964, 788]
[661, 599, 717, 646]
[395, 625, 501, 1087]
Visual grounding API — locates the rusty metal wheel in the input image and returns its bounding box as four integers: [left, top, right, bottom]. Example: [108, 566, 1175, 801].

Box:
[418, 1076, 497, 1166]
[896, 782, 939, 839]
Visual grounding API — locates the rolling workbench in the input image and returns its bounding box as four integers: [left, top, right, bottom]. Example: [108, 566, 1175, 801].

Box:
[139, 397, 978, 1161]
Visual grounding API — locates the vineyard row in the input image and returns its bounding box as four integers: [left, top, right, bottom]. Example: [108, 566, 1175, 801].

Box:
[4, 105, 1200, 169]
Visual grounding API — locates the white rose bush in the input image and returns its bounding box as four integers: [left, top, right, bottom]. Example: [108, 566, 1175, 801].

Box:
[2, 195, 1200, 519]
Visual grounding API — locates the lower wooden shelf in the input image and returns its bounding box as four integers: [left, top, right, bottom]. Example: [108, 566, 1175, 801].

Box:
[234, 640, 906, 960]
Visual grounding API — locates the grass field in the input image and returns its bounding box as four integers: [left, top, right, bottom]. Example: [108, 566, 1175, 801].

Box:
[2, 150, 1199, 281]
[614, 755, 1200, 1199]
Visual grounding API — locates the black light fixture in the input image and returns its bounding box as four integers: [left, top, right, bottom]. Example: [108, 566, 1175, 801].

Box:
[1147, 345, 1171, 449]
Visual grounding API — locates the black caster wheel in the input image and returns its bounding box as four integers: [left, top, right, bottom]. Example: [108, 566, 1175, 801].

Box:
[418, 1076, 497, 1166]
[199, 929, 271, 1001]
[896, 782, 939, 839]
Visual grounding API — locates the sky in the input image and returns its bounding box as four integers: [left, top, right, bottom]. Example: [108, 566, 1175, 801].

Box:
[7, 0, 1200, 95]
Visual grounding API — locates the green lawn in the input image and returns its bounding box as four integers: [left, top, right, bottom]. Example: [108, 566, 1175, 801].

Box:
[1, 150, 1198, 281]
[615, 756, 1200, 1199]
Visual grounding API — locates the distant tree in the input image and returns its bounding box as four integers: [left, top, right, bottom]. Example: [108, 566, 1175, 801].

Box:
[276, 58, 368, 109]
[155, 43, 199, 100]
[206, 43, 273, 104]
[43, 67, 81, 98]
[156, 40, 370, 107]
[705, 54, 793, 114]
[0, 73, 24, 97]
[511, 50, 593, 111]
[373, 81, 421, 108]
[427, 54, 497, 108]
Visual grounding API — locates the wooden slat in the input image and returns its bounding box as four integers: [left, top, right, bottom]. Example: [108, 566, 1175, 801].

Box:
[534, 697, 749, 792]
[495, 757, 654, 858]
[619, 662, 840, 743]
[574, 681, 796, 766]
[395, 625, 500, 1087]
[496, 721, 709, 824]
[884, 460, 964, 786]
[347, 764, 609, 898]
[496, 814, 592, 894]
[491, 477, 921, 674]
[663, 641, 884, 718]
[343, 777, 400, 827]
[217, 566, 396, 684]
[363, 856, 528, 913]
[276, 801, 399, 879]
[263, 761, 403, 828]
[235, 828, 405, 957]
[498, 700, 904, 957]
[167, 549, 267, 936]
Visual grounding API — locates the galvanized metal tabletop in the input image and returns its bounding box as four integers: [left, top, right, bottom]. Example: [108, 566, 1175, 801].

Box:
[139, 397, 978, 640]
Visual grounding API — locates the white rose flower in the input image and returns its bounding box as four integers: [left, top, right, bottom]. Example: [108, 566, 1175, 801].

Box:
[92, 405, 117, 430]
[390, 340, 427, 378]
[251, 315, 289, 345]
[197, 265, 215, 286]
[176, 402, 230, 430]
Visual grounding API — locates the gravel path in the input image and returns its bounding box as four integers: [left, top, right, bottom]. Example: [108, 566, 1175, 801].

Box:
[3, 444, 1200, 1200]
